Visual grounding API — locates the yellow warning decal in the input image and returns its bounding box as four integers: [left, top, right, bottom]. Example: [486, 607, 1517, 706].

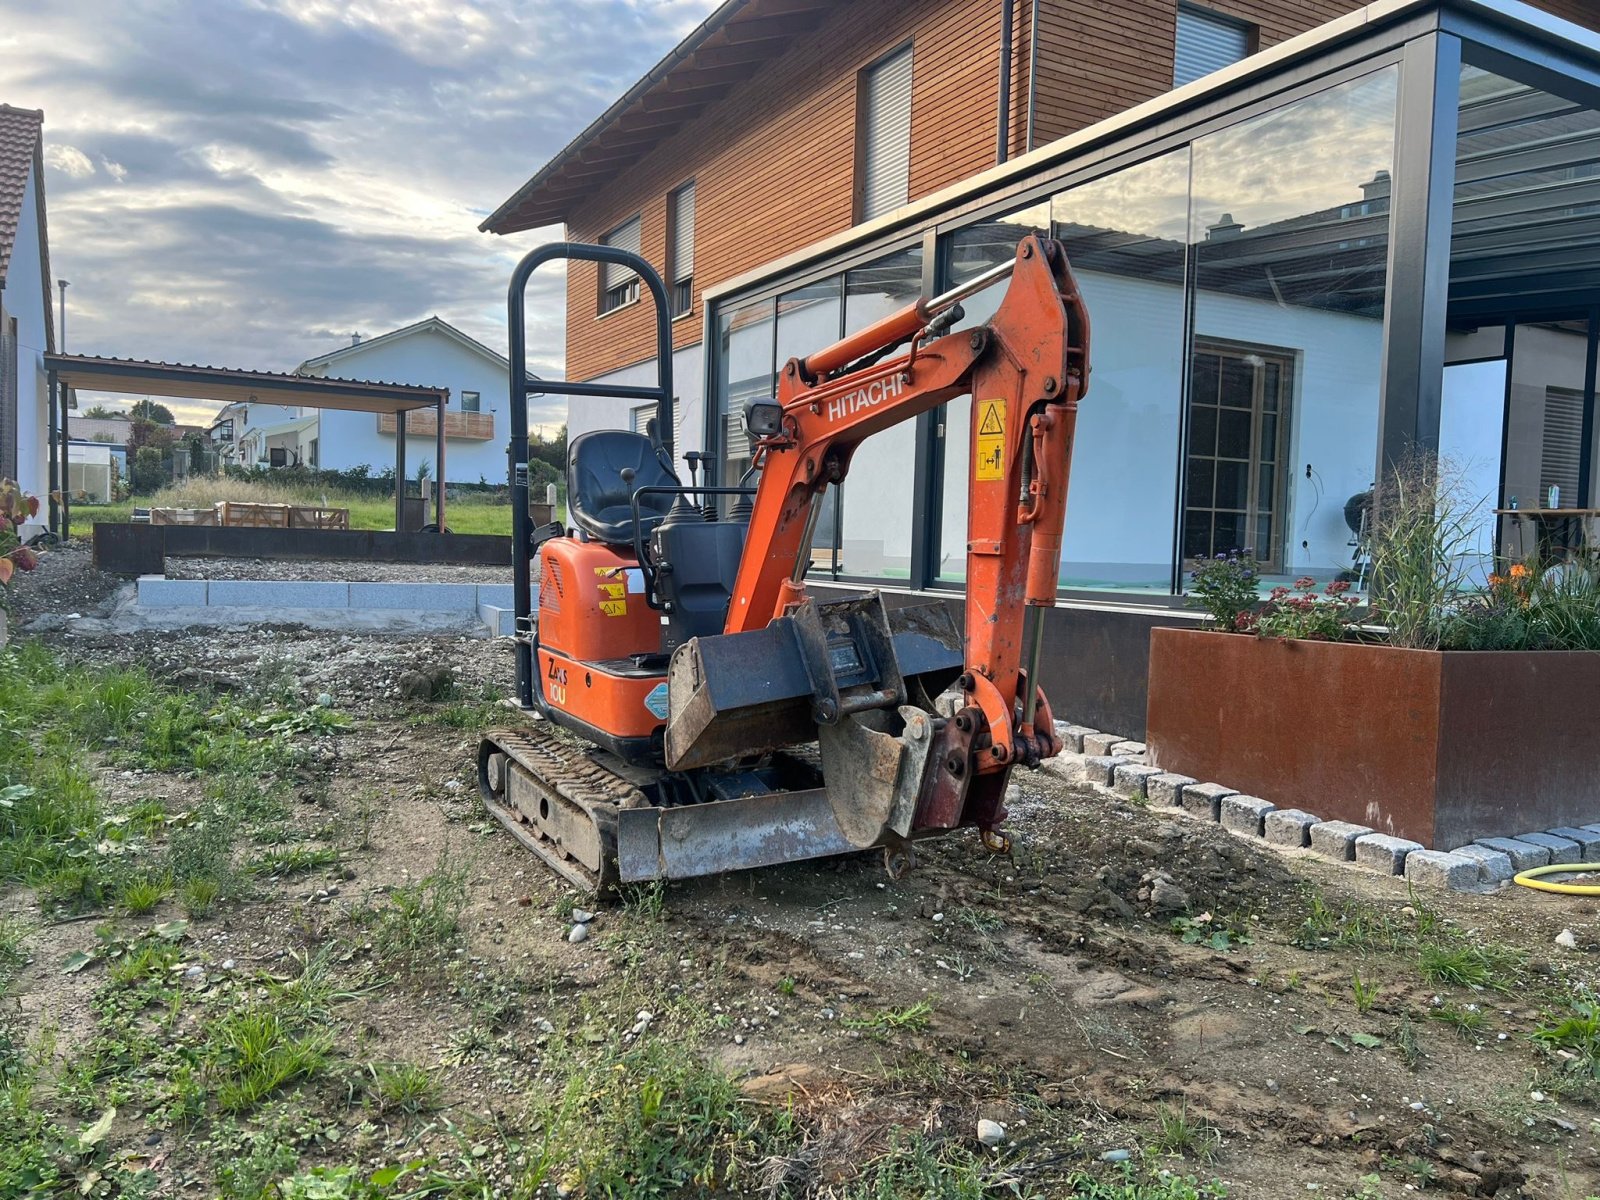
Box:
[975, 399, 1006, 481]
[593, 567, 628, 615]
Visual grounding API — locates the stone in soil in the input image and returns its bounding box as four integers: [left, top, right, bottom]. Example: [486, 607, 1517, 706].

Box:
[1354, 833, 1423, 875]
[1220, 794, 1275, 836]
[1309, 820, 1372, 861]
[1145, 773, 1195, 807]
[1149, 877, 1190, 912]
[1474, 836, 1551, 873]
[567, 924, 589, 944]
[977, 1119, 1006, 1147]
[1264, 808, 1318, 848]
[1181, 782, 1235, 821]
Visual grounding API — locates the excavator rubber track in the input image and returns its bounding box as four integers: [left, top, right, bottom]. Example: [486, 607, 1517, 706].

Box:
[477, 724, 647, 896]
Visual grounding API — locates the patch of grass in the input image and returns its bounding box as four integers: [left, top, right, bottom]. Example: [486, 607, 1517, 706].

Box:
[250, 845, 339, 879]
[179, 877, 222, 919]
[365, 1061, 441, 1116]
[211, 1004, 333, 1114]
[1150, 1102, 1221, 1162]
[1532, 999, 1600, 1082]
[620, 879, 667, 919]
[1294, 891, 1407, 953]
[1430, 1001, 1485, 1040]
[356, 853, 469, 967]
[832, 1128, 1035, 1198]
[1419, 941, 1521, 992]
[118, 874, 171, 915]
[1393, 1015, 1422, 1070]
[1063, 1162, 1229, 1199]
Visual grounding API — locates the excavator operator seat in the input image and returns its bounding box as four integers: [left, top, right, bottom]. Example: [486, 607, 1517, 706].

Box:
[566, 429, 677, 546]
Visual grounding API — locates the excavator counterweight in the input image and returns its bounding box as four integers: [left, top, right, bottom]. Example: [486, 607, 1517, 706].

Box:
[478, 235, 1089, 893]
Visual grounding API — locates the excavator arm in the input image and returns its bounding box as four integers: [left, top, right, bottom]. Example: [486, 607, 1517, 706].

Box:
[666, 235, 1090, 857]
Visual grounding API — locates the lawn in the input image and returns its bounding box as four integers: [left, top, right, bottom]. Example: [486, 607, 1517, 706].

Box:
[70, 481, 523, 536]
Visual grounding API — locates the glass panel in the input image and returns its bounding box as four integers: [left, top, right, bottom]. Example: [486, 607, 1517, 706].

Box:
[714, 297, 775, 485]
[1189, 405, 1217, 457]
[837, 245, 924, 580]
[1440, 345, 1507, 583]
[1189, 66, 1398, 579]
[936, 205, 1049, 582]
[776, 277, 843, 571]
[1047, 148, 1193, 592]
[1186, 457, 1214, 507]
[1215, 460, 1249, 509]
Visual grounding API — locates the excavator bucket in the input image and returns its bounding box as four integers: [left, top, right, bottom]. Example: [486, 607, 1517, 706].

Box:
[664, 594, 961, 770]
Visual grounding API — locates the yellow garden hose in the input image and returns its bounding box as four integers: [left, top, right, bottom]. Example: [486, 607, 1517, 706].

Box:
[1513, 863, 1600, 895]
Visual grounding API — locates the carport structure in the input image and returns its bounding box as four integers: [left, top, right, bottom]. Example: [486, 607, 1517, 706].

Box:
[42, 354, 450, 538]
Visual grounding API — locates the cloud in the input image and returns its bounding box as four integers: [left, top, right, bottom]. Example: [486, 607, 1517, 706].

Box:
[44, 144, 94, 178]
[2, 0, 719, 432]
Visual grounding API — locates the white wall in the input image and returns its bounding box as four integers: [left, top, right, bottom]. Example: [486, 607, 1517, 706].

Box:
[1440, 356, 1507, 576]
[573, 343, 706, 479]
[929, 268, 1384, 588]
[305, 328, 509, 484]
[9, 162, 50, 498]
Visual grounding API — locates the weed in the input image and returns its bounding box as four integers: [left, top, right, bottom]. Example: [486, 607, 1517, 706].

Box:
[0, 914, 25, 970]
[1151, 1102, 1222, 1161]
[1533, 1000, 1600, 1079]
[357, 853, 468, 967]
[108, 941, 180, 986]
[778, 976, 796, 998]
[1394, 1015, 1422, 1070]
[118, 875, 171, 915]
[444, 1025, 495, 1066]
[1171, 913, 1252, 953]
[169, 803, 246, 903]
[1419, 942, 1521, 991]
[553, 891, 577, 920]
[845, 1000, 934, 1037]
[1295, 892, 1407, 953]
[1350, 970, 1380, 1014]
[621, 879, 667, 919]
[365, 1061, 441, 1116]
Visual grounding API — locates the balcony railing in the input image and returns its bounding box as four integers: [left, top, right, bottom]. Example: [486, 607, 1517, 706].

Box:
[376, 410, 495, 440]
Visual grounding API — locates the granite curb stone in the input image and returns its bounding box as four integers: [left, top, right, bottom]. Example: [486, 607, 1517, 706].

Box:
[1309, 820, 1373, 861]
[1221, 794, 1275, 836]
[1355, 833, 1424, 875]
[1474, 837, 1550, 872]
[1264, 808, 1318, 848]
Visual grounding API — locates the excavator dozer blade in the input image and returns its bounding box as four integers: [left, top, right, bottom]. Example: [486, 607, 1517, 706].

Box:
[664, 594, 962, 771]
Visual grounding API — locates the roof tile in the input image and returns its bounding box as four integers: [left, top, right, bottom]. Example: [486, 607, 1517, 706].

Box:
[0, 104, 43, 287]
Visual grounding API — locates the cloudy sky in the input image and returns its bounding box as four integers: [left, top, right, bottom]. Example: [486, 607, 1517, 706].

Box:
[0, 0, 718, 426]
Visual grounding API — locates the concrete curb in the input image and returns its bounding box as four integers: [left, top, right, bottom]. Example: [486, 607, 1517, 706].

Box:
[137, 576, 526, 638]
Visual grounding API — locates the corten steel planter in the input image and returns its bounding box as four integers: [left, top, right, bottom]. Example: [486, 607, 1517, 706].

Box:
[1146, 628, 1600, 848]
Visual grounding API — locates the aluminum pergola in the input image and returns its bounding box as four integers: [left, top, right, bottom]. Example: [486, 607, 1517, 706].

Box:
[44, 353, 451, 539]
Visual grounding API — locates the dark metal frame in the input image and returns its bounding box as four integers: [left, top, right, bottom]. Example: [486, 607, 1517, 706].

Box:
[506, 241, 675, 710]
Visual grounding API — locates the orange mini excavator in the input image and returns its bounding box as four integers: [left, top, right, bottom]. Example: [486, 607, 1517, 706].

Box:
[480, 235, 1089, 892]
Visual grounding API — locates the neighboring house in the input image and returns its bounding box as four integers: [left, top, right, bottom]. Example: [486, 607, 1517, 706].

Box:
[0, 104, 55, 507]
[69, 414, 132, 443]
[295, 317, 507, 484]
[207, 399, 303, 467]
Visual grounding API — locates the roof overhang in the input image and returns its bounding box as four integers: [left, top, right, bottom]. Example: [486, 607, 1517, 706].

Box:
[703, 0, 1600, 307]
[43, 354, 448, 415]
[481, 0, 847, 234]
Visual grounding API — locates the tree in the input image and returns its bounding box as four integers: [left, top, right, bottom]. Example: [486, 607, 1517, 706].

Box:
[82, 404, 124, 420]
[129, 399, 175, 425]
[126, 417, 176, 455]
[529, 424, 567, 472]
[130, 447, 165, 495]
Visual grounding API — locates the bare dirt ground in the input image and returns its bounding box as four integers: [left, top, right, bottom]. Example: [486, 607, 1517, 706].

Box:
[5, 543, 1600, 1199]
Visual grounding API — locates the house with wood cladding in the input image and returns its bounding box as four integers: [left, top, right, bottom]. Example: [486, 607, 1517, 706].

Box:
[484, 0, 1600, 735]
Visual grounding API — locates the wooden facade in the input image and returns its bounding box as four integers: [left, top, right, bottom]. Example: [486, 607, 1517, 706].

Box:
[539, 0, 1598, 384]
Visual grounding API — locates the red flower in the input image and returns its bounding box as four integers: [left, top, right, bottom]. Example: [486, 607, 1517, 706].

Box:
[1294, 576, 1316, 590]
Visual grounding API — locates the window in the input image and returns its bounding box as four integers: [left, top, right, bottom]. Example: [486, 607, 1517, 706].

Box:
[630, 403, 654, 437]
[1542, 386, 1584, 507]
[1174, 4, 1254, 87]
[856, 44, 913, 223]
[269, 447, 287, 468]
[668, 182, 695, 318]
[215, 419, 234, 442]
[599, 215, 642, 314]
[461, 390, 481, 413]
[1184, 342, 1294, 568]
[308, 438, 319, 468]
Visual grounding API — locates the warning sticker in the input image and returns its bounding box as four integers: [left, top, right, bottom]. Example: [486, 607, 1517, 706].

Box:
[595, 566, 628, 616]
[600, 599, 628, 618]
[598, 582, 626, 601]
[975, 399, 1006, 481]
[644, 682, 670, 720]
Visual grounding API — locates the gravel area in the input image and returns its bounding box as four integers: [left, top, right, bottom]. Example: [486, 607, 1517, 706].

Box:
[164, 557, 512, 583]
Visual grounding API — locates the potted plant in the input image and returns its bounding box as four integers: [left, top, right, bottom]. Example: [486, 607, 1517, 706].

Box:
[1147, 458, 1600, 849]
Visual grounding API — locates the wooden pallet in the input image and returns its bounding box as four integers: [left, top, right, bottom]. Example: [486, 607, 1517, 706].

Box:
[217, 501, 291, 528]
[288, 506, 350, 531]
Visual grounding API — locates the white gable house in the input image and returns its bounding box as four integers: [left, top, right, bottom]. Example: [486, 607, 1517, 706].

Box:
[296, 317, 508, 485]
[0, 104, 56, 503]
